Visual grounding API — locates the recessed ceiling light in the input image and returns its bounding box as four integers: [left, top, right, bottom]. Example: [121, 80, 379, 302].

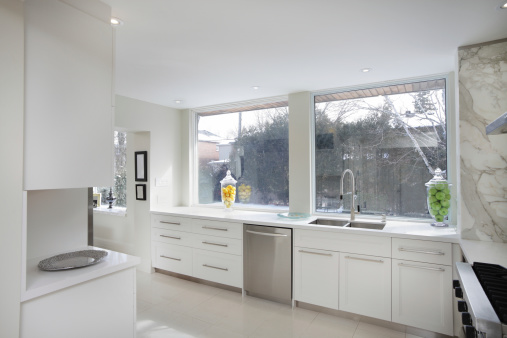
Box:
[252, 86, 260, 90]
[110, 17, 123, 26]
[497, 1, 507, 9]
[174, 100, 183, 104]
[501, 1, 507, 8]
[361, 68, 372, 73]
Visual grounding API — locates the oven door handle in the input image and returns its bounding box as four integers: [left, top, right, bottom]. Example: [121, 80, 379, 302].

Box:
[398, 263, 445, 272]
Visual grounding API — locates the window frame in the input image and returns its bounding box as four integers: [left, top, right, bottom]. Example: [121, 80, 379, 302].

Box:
[190, 96, 290, 212]
[310, 73, 456, 224]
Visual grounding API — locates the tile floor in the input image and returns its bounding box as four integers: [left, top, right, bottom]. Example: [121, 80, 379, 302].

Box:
[136, 271, 424, 338]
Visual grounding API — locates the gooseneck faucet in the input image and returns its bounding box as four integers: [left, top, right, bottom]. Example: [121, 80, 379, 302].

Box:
[340, 169, 356, 221]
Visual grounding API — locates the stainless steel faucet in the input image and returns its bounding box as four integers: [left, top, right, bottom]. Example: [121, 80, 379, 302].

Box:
[340, 169, 356, 221]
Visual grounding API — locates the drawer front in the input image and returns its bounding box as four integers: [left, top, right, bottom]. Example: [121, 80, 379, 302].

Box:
[192, 219, 242, 239]
[295, 229, 391, 257]
[193, 249, 243, 288]
[152, 227, 193, 247]
[152, 243, 193, 276]
[193, 234, 242, 256]
[151, 214, 192, 232]
[392, 238, 452, 265]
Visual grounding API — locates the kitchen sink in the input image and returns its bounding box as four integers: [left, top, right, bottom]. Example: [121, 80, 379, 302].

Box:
[308, 219, 350, 227]
[308, 218, 385, 230]
[344, 221, 386, 230]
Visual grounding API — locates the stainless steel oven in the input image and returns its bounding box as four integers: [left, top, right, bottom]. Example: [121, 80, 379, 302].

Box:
[454, 262, 507, 337]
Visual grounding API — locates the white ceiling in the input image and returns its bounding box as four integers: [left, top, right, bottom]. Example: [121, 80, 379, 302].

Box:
[102, 0, 507, 110]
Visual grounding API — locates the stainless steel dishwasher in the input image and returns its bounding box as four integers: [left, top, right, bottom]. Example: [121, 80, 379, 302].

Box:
[244, 224, 292, 305]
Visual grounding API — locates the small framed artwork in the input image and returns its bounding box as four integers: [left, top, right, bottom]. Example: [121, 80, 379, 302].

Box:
[135, 151, 148, 182]
[136, 184, 146, 200]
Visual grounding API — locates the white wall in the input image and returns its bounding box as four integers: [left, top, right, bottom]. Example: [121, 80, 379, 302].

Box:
[27, 189, 88, 259]
[94, 96, 182, 272]
[0, 0, 24, 336]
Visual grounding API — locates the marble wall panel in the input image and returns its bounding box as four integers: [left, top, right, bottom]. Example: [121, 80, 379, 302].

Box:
[459, 40, 507, 242]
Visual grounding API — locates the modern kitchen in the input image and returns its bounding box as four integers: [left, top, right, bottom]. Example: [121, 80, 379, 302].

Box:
[1, 1, 507, 338]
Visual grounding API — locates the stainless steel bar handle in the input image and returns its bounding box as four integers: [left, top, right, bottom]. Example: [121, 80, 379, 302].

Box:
[298, 250, 333, 256]
[203, 264, 228, 271]
[398, 247, 445, 255]
[160, 221, 180, 225]
[398, 263, 445, 272]
[202, 241, 228, 247]
[161, 255, 181, 261]
[160, 235, 181, 240]
[202, 226, 228, 231]
[345, 256, 384, 263]
[246, 230, 288, 237]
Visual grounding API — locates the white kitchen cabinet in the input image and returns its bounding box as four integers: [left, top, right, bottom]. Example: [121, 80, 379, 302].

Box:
[151, 213, 243, 288]
[392, 259, 453, 336]
[339, 253, 391, 321]
[24, 0, 113, 190]
[294, 246, 339, 310]
[21, 268, 136, 338]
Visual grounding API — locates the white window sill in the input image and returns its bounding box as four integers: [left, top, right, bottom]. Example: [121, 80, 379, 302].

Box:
[93, 206, 127, 217]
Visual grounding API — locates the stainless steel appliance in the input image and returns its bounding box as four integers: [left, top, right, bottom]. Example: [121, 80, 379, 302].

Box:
[244, 224, 292, 305]
[454, 262, 507, 337]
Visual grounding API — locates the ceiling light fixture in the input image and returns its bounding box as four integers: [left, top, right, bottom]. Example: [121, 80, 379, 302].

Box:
[110, 17, 124, 26]
[361, 68, 372, 73]
[252, 86, 260, 90]
[174, 100, 183, 104]
[496, 1, 507, 9]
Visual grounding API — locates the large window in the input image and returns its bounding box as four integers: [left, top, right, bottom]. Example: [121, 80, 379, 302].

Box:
[196, 102, 289, 210]
[94, 131, 127, 208]
[314, 78, 447, 219]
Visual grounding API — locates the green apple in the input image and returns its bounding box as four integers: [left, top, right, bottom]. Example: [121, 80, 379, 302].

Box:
[429, 196, 437, 203]
[443, 188, 450, 194]
[435, 192, 445, 200]
[441, 200, 450, 208]
[435, 215, 444, 222]
[430, 209, 439, 216]
[431, 202, 441, 210]
[445, 194, 451, 200]
[435, 183, 445, 190]
[428, 188, 437, 195]
[439, 208, 448, 216]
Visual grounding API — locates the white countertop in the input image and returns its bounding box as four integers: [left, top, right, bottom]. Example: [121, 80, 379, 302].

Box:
[151, 206, 460, 243]
[22, 246, 140, 302]
[459, 239, 507, 267]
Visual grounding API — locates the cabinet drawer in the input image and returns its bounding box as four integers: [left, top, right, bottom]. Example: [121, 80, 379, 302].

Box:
[193, 234, 242, 256]
[152, 243, 193, 276]
[192, 219, 242, 239]
[193, 249, 242, 288]
[392, 238, 452, 265]
[151, 214, 192, 232]
[152, 228, 193, 247]
[295, 229, 391, 257]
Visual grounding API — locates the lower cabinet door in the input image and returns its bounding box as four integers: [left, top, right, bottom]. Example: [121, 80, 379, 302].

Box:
[339, 253, 391, 321]
[392, 259, 453, 336]
[152, 242, 193, 276]
[294, 246, 339, 310]
[193, 249, 242, 288]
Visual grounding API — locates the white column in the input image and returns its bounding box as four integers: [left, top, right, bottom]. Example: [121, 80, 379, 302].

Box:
[288, 92, 313, 214]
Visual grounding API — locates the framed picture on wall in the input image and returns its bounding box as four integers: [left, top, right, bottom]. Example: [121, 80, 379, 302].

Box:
[135, 151, 148, 182]
[136, 184, 146, 200]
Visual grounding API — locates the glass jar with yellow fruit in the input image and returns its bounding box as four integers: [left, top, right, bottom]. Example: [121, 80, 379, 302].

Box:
[425, 168, 451, 227]
[220, 170, 237, 210]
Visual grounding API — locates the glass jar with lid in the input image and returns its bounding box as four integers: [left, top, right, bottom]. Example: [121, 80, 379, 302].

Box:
[220, 170, 237, 210]
[425, 168, 451, 227]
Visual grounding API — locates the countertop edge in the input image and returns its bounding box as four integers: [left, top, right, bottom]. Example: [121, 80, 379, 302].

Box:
[22, 247, 141, 302]
[150, 207, 460, 243]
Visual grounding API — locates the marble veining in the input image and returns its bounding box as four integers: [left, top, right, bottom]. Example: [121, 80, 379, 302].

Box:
[459, 40, 507, 243]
